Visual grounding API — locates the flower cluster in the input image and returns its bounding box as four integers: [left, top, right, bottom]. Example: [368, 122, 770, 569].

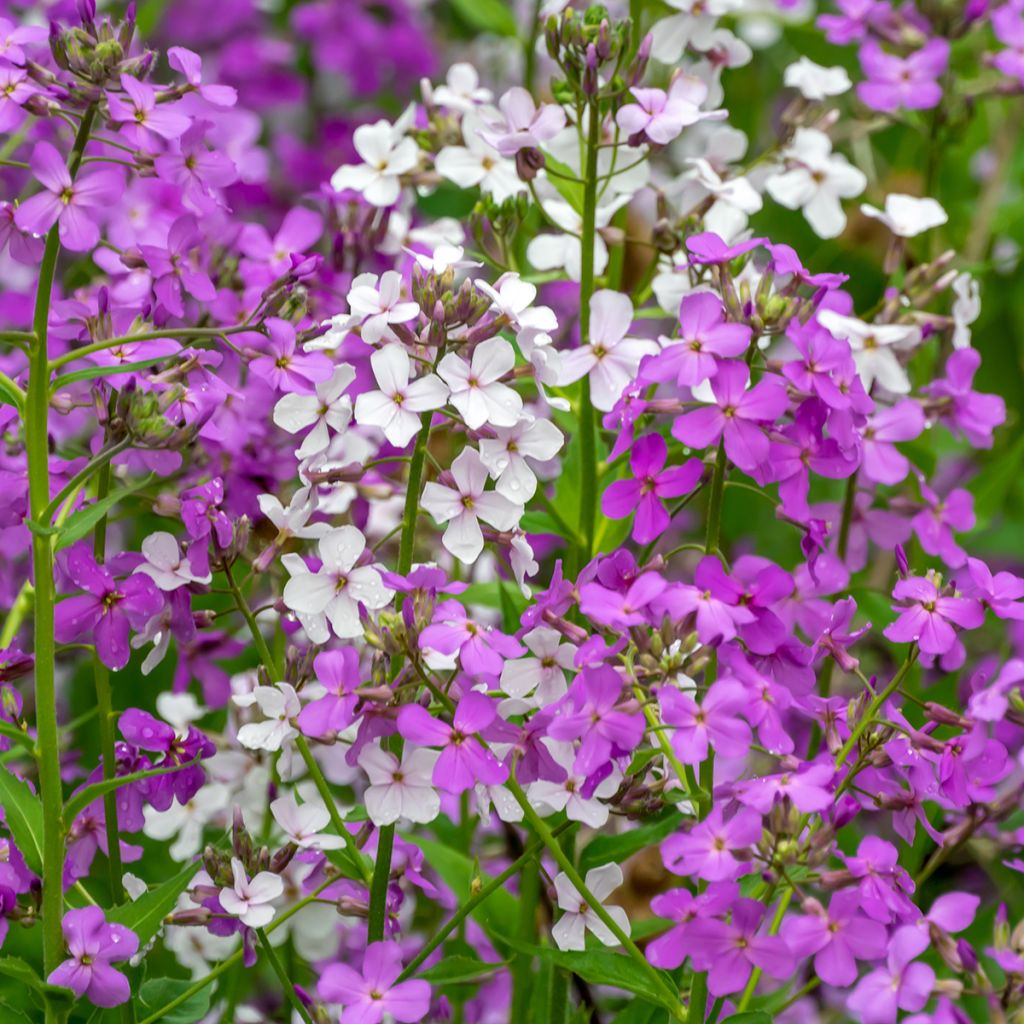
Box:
[1, 1, 1023, 1023]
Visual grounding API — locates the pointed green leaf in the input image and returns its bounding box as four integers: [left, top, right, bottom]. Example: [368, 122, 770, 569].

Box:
[107, 860, 200, 946]
[0, 768, 45, 874]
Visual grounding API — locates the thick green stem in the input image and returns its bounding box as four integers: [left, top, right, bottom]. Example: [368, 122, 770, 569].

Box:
[577, 98, 601, 561]
[256, 928, 315, 1024]
[736, 888, 793, 1011]
[26, 106, 96, 1016]
[704, 441, 727, 556]
[836, 471, 857, 562]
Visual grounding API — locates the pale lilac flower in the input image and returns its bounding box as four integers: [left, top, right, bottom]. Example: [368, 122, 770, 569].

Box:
[479, 87, 566, 155]
[499, 626, 576, 702]
[234, 684, 300, 752]
[347, 271, 420, 344]
[282, 527, 393, 640]
[273, 364, 355, 458]
[47, 908, 138, 1008]
[318, 942, 430, 1024]
[857, 39, 950, 113]
[134, 532, 212, 590]
[270, 793, 346, 850]
[421, 447, 523, 563]
[106, 74, 190, 150]
[438, 338, 523, 429]
[552, 863, 630, 952]
[15, 141, 121, 251]
[219, 857, 283, 928]
[430, 62, 493, 112]
[530, 743, 621, 827]
[330, 120, 420, 206]
[474, 272, 557, 333]
[616, 75, 724, 145]
[847, 926, 936, 1024]
[526, 196, 630, 281]
[358, 744, 441, 826]
[354, 345, 449, 448]
[478, 416, 563, 501]
[436, 112, 525, 202]
[558, 291, 659, 411]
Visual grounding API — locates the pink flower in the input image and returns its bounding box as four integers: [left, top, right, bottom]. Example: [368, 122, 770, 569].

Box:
[47, 908, 139, 1008]
[662, 807, 763, 882]
[615, 75, 724, 145]
[248, 319, 333, 394]
[15, 142, 121, 251]
[601, 434, 702, 545]
[318, 942, 430, 1024]
[658, 680, 752, 764]
[856, 39, 950, 112]
[106, 74, 191, 150]
[479, 87, 566, 155]
[882, 575, 984, 656]
[847, 927, 936, 1024]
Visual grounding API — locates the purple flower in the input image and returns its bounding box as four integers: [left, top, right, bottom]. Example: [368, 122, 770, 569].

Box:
[546, 665, 645, 776]
[783, 319, 864, 411]
[396, 691, 508, 794]
[137, 214, 218, 318]
[642, 292, 752, 388]
[479, 87, 566, 155]
[922, 348, 1005, 448]
[55, 544, 164, 670]
[247, 318, 333, 393]
[882, 575, 984, 657]
[658, 680, 751, 764]
[683, 897, 794, 996]
[318, 941, 431, 1024]
[14, 142, 121, 252]
[856, 39, 950, 112]
[419, 599, 525, 676]
[601, 434, 702, 545]
[860, 399, 925, 485]
[813, 596, 869, 671]
[912, 484, 974, 568]
[106, 73, 191, 151]
[153, 121, 237, 209]
[672, 361, 788, 473]
[685, 232, 766, 265]
[781, 890, 887, 986]
[646, 882, 739, 969]
[843, 836, 918, 923]
[847, 926, 936, 1024]
[579, 571, 668, 629]
[47, 908, 139, 1008]
[297, 647, 361, 739]
[735, 762, 835, 814]
[662, 807, 762, 882]
[663, 556, 756, 645]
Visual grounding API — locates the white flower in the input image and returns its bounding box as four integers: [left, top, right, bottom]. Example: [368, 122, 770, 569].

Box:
[437, 338, 523, 429]
[526, 195, 631, 281]
[474, 272, 557, 333]
[234, 683, 301, 752]
[681, 157, 762, 242]
[219, 857, 284, 929]
[499, 626, 575, 702]
[143, 784, 230, 860]
[515, 327, 570, 411]
[354, 344, 449, 447]
[530, 741, 621, 827]
[134, 532, 211, 590]
[270, 793, 346, 850]
[156, 691, 204, 732]
[817, 309, 920, 395]
[765, 128, 866, 238]
[348, 270, 421, 343]
[478, 416, 563, 501]
[475, 782, 524, 823]
[649, 0, 739, 63]
[430, 62, 492, 112]
[557, 290, 660, 411]
[860, 194, 948, 238]
[783, 57, 851, 100]
[281, 527, 393, 640]
[436, 113, 525, 203]
[551, 863, 631, 952]
[405, 242, 481, 275]
[258, 487, 330, 542]
[510, 530, 539, 597]
[421, 447, 523, 563]
[330, 120, 420, 207]
[358, 744, 441, 826]
[951, 272, 980, 350]
[273, 364, 355, 458]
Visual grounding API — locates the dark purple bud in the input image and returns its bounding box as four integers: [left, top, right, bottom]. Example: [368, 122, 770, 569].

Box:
[515, 147, 545, 182]
[895, 543, 909, 577]
[957, 938, 978, 973]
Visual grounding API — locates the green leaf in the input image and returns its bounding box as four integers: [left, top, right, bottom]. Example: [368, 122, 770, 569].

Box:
[0, 768, 45, 874]
[418, 955, 505, 985]
[322, 843, 375, 883]
[611, 1002, 669, 1024]
[0, 957, 44, 991]
[137, 978, 212, 1024]
[543, 155, 585, 215]
[497, 937, 678, 1012]
[63, 756, 201, 825]
[107, 860, 200, 946]
[408, 836, 521, 944]
[54, 475, 154, 550]
[0, 375, 24, 411]
[0, 719, 34, 753]
[579, 809, 683, 874]
[447, 0, 518, 36]
[721, 1014, 772, 1024]
[52, 356, 176, 391]
[972, 433, 1024, 528]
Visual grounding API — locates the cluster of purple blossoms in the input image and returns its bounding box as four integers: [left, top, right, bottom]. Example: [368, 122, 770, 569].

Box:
[1, 0, 1024, 1023]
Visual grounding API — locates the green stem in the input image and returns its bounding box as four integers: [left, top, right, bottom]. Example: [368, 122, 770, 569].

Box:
[256, 928, 315, 1024]
[27, 105, 96, 1018]
[736, 889, 793, 1011]
[686, 973, 707, 1024]
[224, 560, 281, 678]
[704, 441, 727, 556]
[577, 97, 601, 562]
[507, 779, 684, 1019]
[836, 471, 857, 562]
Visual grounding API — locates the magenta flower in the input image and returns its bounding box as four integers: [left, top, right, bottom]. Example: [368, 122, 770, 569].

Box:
[138, 214, 218, 318]
[657, 680, 751, 764]
[856, 39, 950, 112]
[47, 908, 139, 1008]
[860, 399, 925, 486]
[419, 599, 525, 676]
[662, 807, 762, 882]
[154, 121, 237, 209]
[106, 73, 191, 151]
[396, 691, 508, 794]
[547, 665, 644, 776]
[646, 882, 739, 969]
[578, 571, 668, 629]
[55, 544, 164, 670]
[922, 347, 1005, 448]
[847, 926, 936, 1024]
[663, 556, 756, 645]
[248, 318, 333, 393]
[882, 575, 984, 657]
[642, 292, 752, 389]
[601, 434, 702, 545]
[672, 361, 788, 473]
[911, 484, 974, 569]
[783, 319, 864, 411]
[14, 141, 121, 251]
[318, 942, 430, 1024]
[685, 232, 766, 265]
[683, 897, 795, 996]
[843, 836, 918, 923]
[781, 890, 887, 986]
[296, 647, 361, 739]
[735, 762, 835, 814]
